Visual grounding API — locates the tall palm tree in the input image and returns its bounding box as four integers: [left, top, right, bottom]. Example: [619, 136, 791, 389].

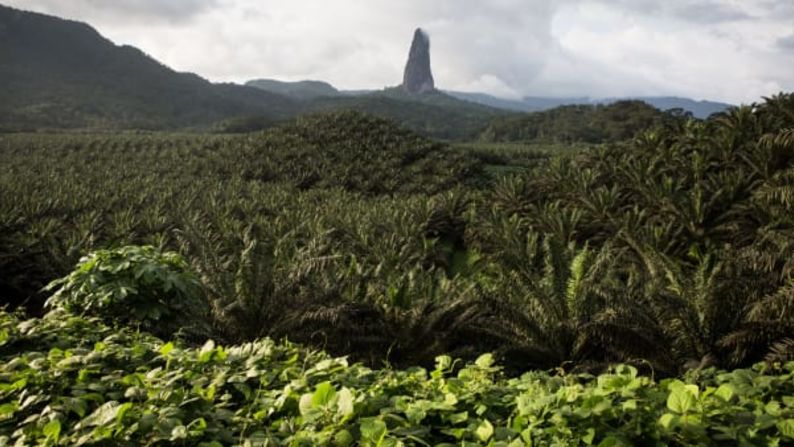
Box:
[476, 231, 668, 372]
[720, 281, 794, 366]
[621, 233, 761, 370]
[276, 266, 482, 368]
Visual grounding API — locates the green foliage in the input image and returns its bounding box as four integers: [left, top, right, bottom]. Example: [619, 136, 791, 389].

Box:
[44, 246, 207, 339]
[1, 93, 793, 374]
[0, 310, 792, 446]
[306, 90, 504, 141]
[480, 100, 685, 144]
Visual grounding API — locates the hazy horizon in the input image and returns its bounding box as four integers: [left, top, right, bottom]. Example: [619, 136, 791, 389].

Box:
[4, 0, 793, 104]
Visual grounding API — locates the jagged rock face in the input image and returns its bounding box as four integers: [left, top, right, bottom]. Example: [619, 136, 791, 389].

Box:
[402, 28, 435, 94]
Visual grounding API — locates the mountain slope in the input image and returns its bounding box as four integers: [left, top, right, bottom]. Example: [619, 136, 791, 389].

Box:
[245, 79, 341, 100]
[0, 5, 298, 131]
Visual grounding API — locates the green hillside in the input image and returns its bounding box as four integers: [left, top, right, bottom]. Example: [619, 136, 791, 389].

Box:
[306, 89, 505, 140]
[480, 100, 687, 144]
[245, 79, 341, 100]
[0, 4, 299, 131]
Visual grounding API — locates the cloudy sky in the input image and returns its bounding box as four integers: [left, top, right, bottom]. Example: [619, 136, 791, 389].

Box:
[6, 0, 794, 103]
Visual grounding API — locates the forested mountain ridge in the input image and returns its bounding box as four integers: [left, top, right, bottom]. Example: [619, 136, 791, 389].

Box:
[0, 5, 303, 131]
[480, 100, 689, 144]
[447, 91, 732, 118]
[245, 79, 340, 101]
[303, 88, 505, 141]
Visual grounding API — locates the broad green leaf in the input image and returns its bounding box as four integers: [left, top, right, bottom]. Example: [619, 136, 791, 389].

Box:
[334, 429, 354, 447]
[337, 388, 354, 416]
[43, 419, 61, 440]
[0, 403, 17, 420]
[313, 381, 337, 407]
[622, 399, 637, 411]
[160, 342, 174, 357]
[658, 413, 676, 429]
[597, 436, 630, 447]
[405, 406, 427, 424]
[435, 355, 452, 372]
[667, 384, 697, 414]
[116, 402, 133, 424]
[475, 353, 494, 368]
[443, 393, 458, 406]
[476, 419, 494, 442]
[582, 427, 596, 445]
[777, 419, 794, 439]
[81, 401, 123, 427]
[299, 394, 314, 416]
[171, 425, 188, 440]
[198, 340, 216, 363]
[714, 384, 734, 402]
[360, 418, 387, 443]
[766, 400, 782, 416]
[448, 411, 468, 424]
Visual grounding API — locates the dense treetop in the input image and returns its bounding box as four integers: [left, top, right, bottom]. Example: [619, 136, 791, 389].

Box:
[480, 100, 689, 144]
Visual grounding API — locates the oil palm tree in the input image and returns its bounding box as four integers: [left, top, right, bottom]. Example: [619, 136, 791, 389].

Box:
[476, 231, 668, 372]
[621, 233, 763, 371]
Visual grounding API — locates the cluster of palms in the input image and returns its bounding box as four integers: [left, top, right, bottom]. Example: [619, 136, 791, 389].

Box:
[473, 93, 794, 373]
[1, 96, 792, 376]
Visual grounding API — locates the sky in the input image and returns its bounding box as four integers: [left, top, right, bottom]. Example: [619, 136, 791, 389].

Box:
[5, 0, 794, 104]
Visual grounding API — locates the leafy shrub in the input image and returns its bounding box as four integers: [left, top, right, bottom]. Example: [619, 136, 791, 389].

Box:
[44, 245, 207, 339]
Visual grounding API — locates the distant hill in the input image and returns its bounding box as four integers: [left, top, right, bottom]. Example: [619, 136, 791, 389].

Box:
[238, 111, 484, 193]
[0, 4, 299, 131]
[614, 97, 731, 119]
[302, 89, 506, 140]
[229, 84, 506, 140]
[480, 100, 685, 144]
[245, 79, 340, 100]
[447, 91, 731, 119]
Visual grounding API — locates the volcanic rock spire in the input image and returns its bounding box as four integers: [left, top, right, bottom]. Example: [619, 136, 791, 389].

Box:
[402, 28, 435, 94]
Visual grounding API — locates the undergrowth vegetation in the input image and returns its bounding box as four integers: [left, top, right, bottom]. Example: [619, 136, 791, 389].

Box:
[1, 310, 792, 446]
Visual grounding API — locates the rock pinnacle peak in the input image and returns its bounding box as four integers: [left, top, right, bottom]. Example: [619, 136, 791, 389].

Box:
[401, 28, 435, 94]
